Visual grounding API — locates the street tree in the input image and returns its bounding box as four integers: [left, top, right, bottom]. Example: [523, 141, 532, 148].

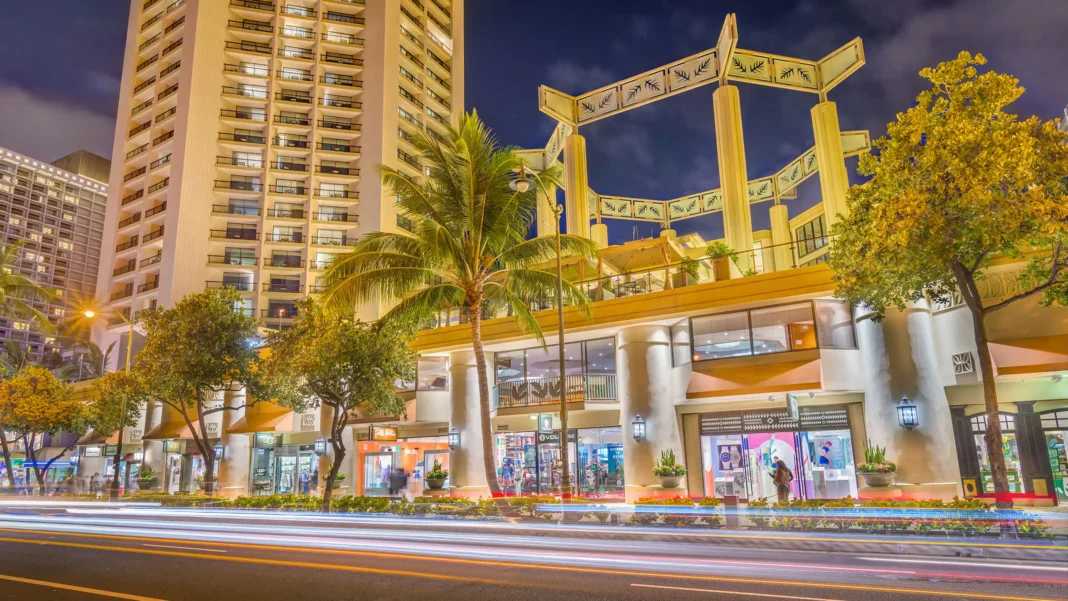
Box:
[133, 288, 274, 495]
[0, 366, 83, 493]
[319, 111, 597, 502]
[59, 341, 117, 381]
[829, 52, 1068, 499]
[266, 300, 417, 512]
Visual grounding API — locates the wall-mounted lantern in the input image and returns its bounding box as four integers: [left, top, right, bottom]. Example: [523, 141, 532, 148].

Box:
[897, 396, 919, 431]
[448, 428, 461, 450]
[632, 414, 647, 442]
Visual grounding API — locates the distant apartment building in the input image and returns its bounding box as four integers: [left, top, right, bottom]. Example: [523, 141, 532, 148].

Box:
[94, 0, 464, 358]
[0, 146, 109, 365]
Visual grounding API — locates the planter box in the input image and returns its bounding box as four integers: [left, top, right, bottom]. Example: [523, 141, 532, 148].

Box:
[426, 478, 446, 490]
[657, 475, 684, 490]
[859, 472, 895, 487]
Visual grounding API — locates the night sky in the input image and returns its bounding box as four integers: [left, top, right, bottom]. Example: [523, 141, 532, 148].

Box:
[1, 0, 1066, 242]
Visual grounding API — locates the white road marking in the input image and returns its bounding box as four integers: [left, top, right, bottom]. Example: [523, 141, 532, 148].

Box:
[0, 573, 167, 600]
[142, 543, 227, 553]
[631, 583, 845, 600]
[856, 557, 1068, 572]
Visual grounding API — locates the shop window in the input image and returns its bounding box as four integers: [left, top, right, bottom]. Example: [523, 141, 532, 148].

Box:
[1043, 411, 1068, 502]
[671, 320, 691, 367]
[814, 300, 856, 349]
[416, 356, 448, 391]
[750, 303, 816, 355]
[495, 350, 525, 383]
[691, 311, 751, 360]
[970, 414, 1022, 493]
[583, 338, 615, 375]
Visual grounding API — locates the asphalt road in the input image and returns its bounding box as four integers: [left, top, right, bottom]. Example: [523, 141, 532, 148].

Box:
[0, 505, 1065, 601]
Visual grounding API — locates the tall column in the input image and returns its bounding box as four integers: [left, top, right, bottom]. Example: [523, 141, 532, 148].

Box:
[712, 85, 754, 275]
[768, 203, 793, 272]
[563, 133, 591, 240]
[217, 389, 248, 499]
[811, 101, 850, 232]
[617, 325, 685, 501]
[449, 350, 490, 496]
[536, 184, 557, 239]
[855, 301, 962, 497]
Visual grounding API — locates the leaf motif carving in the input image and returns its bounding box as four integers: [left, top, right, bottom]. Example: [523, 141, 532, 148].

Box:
[626, 84, 642, 102]
[598, 92, 614, 109]
[779, 67, 795, 81]
[686, 199, 697, 212]
[673, 68, 690, 83]
[693, 58, 711, 77]
[731, 57, 746, 73]
[581, 101, 595, 114]
[644, 79, 661, 92]
[749, 60, 765, 73]
[798, 68, 812, 84]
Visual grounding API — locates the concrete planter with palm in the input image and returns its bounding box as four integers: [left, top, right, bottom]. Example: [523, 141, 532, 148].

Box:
[319, 112, 598, 508]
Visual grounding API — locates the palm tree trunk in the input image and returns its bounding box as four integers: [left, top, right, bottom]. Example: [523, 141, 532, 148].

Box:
[468, 299, 511, 516]
[0, 429, 15, 489]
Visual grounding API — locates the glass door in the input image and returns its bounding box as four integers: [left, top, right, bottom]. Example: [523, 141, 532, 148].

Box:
[701, 434, 747, 501]
[535, 440, 576, 495]
[275, 455, 298, 495]
[250, 448, 276, 495]
[165, 454, 182, 494]
[743, 432, 799, 502]
[798, 429, 857, 499]
[1046, 430, 1068, 502]
[363, 452, 393, 496]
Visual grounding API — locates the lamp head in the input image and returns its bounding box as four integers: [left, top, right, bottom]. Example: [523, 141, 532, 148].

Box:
[83, 310, 96, 319]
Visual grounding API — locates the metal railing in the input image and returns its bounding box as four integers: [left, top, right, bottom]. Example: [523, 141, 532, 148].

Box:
[207, 280, 255, 292]
[214, 179, 263, 192]
[145, 202, 167, 218]
[209, 254, 257, 266]
[221, 109, 266, 122]
[219, 132, 265, 144]
[493, 375, 617, 410]
[231, 0, 274, 11]
[213, 204, 261, 216]
[210, 229, 258, 241]
[265, 257, 303, 268]
[264, 281, 302, 293]
[318, 119, 359, 131]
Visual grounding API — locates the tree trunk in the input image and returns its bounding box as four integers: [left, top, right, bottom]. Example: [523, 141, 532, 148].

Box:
[195, 400, 217, 498]
[25, 434, 46, 494]
[468, 299, 512, 517]
[0, 429, 15, 489]
[952, 262, 1012, 508]
[321, 406, 347, 513]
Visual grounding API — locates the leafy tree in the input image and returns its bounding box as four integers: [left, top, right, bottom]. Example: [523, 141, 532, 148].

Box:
[133, 288, 274, 495]
[90, 370, 148, 496]
[320, 111, 597, 501]
[266, 300, 417, 511]
[829, 52, 1068, 498]
[0, 340, 36, 489]
[0, 366, 83, 493]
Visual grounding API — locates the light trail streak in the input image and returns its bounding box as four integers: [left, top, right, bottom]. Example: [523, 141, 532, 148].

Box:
[0, 514, 1064, 586]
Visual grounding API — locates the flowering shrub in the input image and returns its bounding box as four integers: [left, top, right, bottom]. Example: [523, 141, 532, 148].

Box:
[652, 449, 687, 477]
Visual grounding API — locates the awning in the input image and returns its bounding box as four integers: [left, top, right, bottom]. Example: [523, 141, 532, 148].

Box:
[76, 429, 118, 446]
[227, 403, 293, 434]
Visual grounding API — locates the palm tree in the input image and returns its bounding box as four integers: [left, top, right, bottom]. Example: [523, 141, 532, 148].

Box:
[59, 341, 116, 381]
[0, 243, 54, 333]
[321, 111, 598, 501]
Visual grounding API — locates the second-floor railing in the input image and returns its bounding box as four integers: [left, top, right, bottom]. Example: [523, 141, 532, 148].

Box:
[493, 374, 617, 411]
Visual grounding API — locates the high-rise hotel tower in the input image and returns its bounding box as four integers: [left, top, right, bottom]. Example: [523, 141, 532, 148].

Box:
[95, 0, 463, 356]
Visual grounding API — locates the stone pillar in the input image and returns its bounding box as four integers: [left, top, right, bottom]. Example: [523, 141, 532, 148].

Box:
[617, 325, 685, 501]
[563, 133, 591, 240]
[536, 184, 557, 239]
[216, 389, 248, 498]
[855, 301, 962, 498]
[712, 85, 754, 276]
[590, 223, 609, 249]
[811, 101, 850, 232]
[449, 350, 490, 496]
[769, 203, 793, 272]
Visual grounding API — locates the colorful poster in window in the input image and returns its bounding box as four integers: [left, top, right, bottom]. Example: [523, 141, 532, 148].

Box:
[814, 436, 845, 469]
[717, 444, 743, 471]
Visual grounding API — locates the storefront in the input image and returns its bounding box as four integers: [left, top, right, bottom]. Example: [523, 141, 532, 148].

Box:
[248, 432, 318, 496]
[951, 403, 1062, 503]
[698, 405, 858, 502]
[494, 426, 625, 500]
[1041, 410, 1068, 503]
[162, 440, 218, 494]
[356, 427, 450, 497]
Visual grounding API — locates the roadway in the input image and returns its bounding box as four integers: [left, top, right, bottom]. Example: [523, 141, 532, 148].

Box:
[0, 504, 1065, 601]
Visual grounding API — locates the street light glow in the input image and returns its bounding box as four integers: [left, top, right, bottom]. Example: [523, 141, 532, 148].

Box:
[84, 310, 96, 318]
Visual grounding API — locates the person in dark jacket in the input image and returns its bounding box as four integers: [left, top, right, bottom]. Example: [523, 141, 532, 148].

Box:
[772, 460, 793, 502]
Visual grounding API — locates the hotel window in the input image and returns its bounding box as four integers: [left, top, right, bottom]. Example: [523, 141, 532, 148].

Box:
[12, 322, 28, 331]
[795, 215, 827, 257]
[751, 241, 765, 274]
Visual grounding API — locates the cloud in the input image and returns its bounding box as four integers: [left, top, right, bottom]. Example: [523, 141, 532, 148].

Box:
[545, 61, 615, 94]
[0, 86, 115, 161]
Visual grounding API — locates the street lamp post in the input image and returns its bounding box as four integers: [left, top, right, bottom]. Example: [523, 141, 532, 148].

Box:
[84, 308, 134, 501]
[551, 202, 571, 499]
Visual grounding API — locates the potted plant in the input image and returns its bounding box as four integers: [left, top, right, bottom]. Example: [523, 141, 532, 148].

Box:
[325, 472, 345, 489]
[195, 475, 218, 492]
[136, 466, 158, 491]
[653, 449, 687, 489]
[425, 461, 448, 490]
[672, 257, 701, 288]
[857, 439, 897, 487]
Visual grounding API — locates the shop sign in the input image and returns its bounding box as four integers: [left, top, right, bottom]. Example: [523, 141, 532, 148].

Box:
[538, 414, 553, 433]
[786, 394, 799, 420]
[370, 426, 398, 441]
[83, 446, 102, 458]
[163, 440, 182, 454]
[127, 428, 143, 443]
[700, 406, 850, 436]
[255, 432, 284, 448]
[536, 430, 577, 445]
[104, 444, 119, 456]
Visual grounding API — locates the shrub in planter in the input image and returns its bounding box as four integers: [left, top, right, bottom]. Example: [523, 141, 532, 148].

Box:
[634, 496, 698, 528]
[652, 450, 687, 489]
[856, 440, 897, 487]
[425, 462, 449, 490]
[698, 496, 723, 528]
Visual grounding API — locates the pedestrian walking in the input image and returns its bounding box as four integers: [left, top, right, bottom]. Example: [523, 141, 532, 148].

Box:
[772, 460, 793, 503]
